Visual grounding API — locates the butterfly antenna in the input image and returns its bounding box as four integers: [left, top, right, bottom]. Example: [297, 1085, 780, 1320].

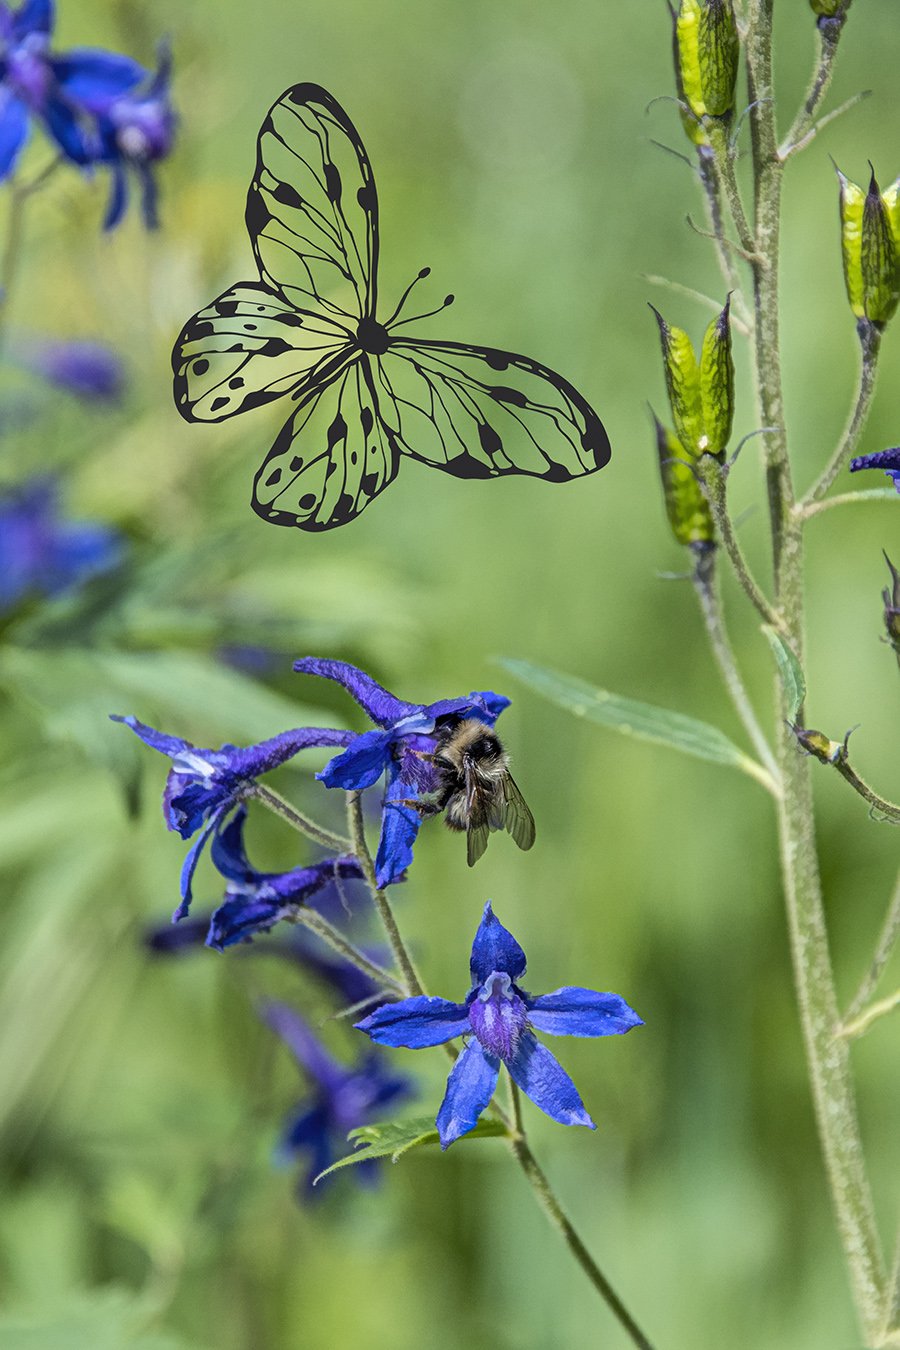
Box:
[388, 293, 455, 330]
[383, 267, 438, 327]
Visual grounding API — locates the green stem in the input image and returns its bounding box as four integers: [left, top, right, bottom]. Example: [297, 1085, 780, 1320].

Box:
[884, 1230, 900, 1342]
[346, 790, 426, 996]
[779, 21, 845, 159]
[839, 988, 900, 1042]
[832, 756, 900, 826]
[844, 869, 900, 1025]
[696, 455, 784, 629]
[697, 151, 752, 329]
[706, 119, 757, 259]
[800, 321, 882, 508]
[692, 554, 780, 783]
[249, 783, 352, 854]
[0, 157, 62, 344]
[745, 4, 886, 1336]
[506, 1082, 657, 1350]
[802, 488, 896, 519]
[291, 908, 404, 995]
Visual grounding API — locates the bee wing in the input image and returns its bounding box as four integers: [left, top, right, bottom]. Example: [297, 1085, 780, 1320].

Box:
[467, 817, 491, 867]
[502, 773, 536, 852]
[463, 761, 493, 867]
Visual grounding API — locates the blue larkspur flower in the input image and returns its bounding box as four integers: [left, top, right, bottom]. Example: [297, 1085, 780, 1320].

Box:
[294, 658, 510, 888]
[112, 715, 355, 920]
[0, 0, 147, 177]
[850, 448, 900, 494]
[96, 42, 175, 230]
[205, 805, 364, 950]
[357, 903, 643, 1149]
[262, 1000, 412, 1194]
[16, 336, 124, 400]
[0, 475, 122, 613]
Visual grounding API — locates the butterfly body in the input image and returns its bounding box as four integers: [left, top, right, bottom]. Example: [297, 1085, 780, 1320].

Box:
[173, 83, 610, 531]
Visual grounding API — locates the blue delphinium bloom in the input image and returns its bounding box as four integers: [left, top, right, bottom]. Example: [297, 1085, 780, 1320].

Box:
[294, 658, 510, 888]
[205, 805, 364, 950]
[96, 42, 175, 230]
[0, 0, 146, 177]
[112, 716, 355, 919]
[357, 903, 642, 1149]
[17, 336, 124, 400]
[261, 1000, 412, 1194]
[0, 475, 122, 613]
[850, 448, 900, 494]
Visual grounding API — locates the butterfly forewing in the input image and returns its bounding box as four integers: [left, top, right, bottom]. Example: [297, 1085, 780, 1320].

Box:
[251, 357, 399, 531]
[173, 282, 353, 422]
[246, 84, 379, 323]
[374, 337, 610, 482]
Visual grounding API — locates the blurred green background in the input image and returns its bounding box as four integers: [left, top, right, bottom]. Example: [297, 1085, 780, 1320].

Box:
[1, 2, 899, 1347]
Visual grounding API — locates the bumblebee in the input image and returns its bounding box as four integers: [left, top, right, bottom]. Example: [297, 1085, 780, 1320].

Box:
[430, 718, 536, 867]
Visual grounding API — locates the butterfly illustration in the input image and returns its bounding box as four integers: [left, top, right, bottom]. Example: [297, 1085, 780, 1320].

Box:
[172, 84, 610, 532]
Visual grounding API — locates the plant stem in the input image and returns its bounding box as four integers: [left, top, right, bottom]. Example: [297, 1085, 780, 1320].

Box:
[745, 3, 886, 1335]
[831, 756, 900, 825]
[291, 908, 404, 995]
[249, 783, 352, 854]
[800, 321, 882, 508]
[802, 488, 896, 519]
[692, 554, 780, 783]
[779, 20, 844, 159]
[506, 1080, 657, 1350]
[844, 869, 900, 1025]
[884, 1229, 900, 1343]
[696, 455, 783, 629]
[839, 988, 900, 1042]
[706, 119, 757, 258]
[346, 790, 425, 996]
[0, 157, 61, 344]
[697, 151, 752, 329]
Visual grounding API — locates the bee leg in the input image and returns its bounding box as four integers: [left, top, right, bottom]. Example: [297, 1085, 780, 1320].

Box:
[393, 797, 440, 818]
[410, 750, 437, 762]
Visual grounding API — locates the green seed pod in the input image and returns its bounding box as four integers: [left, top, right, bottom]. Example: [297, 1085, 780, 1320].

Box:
[838, 167, 899, 326]
[698, 298, 733, 457]
[651, 306, 704, 457]
[676, 0, 706, 119]
[697, 0, 739, 118]
[810, 0, 850, 16]
[653, 412, 715, 550]
[669, 1, 709, 147]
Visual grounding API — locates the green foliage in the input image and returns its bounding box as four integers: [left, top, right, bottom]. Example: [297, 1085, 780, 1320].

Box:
[314, 1115, 507, 1183]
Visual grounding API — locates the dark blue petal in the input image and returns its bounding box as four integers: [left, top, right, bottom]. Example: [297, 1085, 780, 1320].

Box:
[317, 727, 393, 790]
[12, 0, 52, 37]
[850, 449, 900, 493]
[374, 769, 423, 888]
[0, 88, 29, 180]
[174, 810, 224, 921]
[425, 690, 511, 724]
[206, 892, 293, 949]
[260, 1000, 345, 1091]
[103, 161, 128, 230]
[144, 915, 208, 954]
[468, 973, 529, 1060]
[230, 725, 356, 780]
[50, 49, 146, 110]
[42, 95, 95, 164]
[47, 520, 122, 591]
[506, 1032, 594, 1129]
[294, 657, 419, 728]
[21, 338, 124, 400]
[527, 988, 643, 1038]
[110, 714, 190, 760]
[469, 902, 527, 986]
[436, 1041, 500, 1149]
[208, 804, 254, 882]
[356, 996, 470, 1049]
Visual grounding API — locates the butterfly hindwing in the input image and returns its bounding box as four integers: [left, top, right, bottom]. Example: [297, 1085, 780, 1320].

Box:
[173, 282, 354, 423]
[374, 337, 610, 482]
[246, 83, 379, 323]
[251, 356, 399, 531]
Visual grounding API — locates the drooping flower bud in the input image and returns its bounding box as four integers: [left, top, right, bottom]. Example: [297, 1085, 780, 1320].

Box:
[791, 726, 844, 765]
[849, 447, 900, 494]
[651, 301, 734, 461]
[810, 0, 851, 17]
[652, 411, 716, 551]
[675, 0, 739, 122]
[837, 167, 900, 327]
[882, 552, 900, 665]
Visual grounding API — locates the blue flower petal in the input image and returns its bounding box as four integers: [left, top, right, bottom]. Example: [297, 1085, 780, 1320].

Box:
[317, 727, 393, 791]
[850, 448, 900, 493]
[436, 1041, 500, 1148]
[12, 0, 52, 37]
[42, 94, 95, 164]
[506, 1032, 595, 1129]
[424, 691, 510, 724]
[174, 810, 224, 921]
[294, 657, 419, 728]
[374, 769, 423, 888]
[527, 988, 644, 1038]
[103, 160, 127, 229]
[110, 714, 190, 760]
[51, 49, 146, 110]
[356, 996, 470, 1048]
[208, 804, 254, 882]
[206, 892, 293, 950]
[469, 903, 527, 986]
[0, 88, 29, 180]
[21, 338, 124, 401]
[261, 1000, 346, 1091]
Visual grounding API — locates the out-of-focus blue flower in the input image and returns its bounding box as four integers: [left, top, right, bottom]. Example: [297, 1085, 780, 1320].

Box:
[850, 448, 900, 493]
[0, 0, 146, 177]
[357, 903, 642, 1149]
[15, 335, 124, 400]
[262, 1000, 412, 1194]
[205, 806, 364, 950]
[112, 715, 355, 920]
[96, 43, 175, 230]
[294, 658, 510, 888]
[0, 475, 122, 613]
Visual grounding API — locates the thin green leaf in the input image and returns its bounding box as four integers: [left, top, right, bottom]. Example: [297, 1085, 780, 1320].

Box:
[762, 626, 806, 722]
[314, 1115, 507, 1184]
[500, 658, 771, 786]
